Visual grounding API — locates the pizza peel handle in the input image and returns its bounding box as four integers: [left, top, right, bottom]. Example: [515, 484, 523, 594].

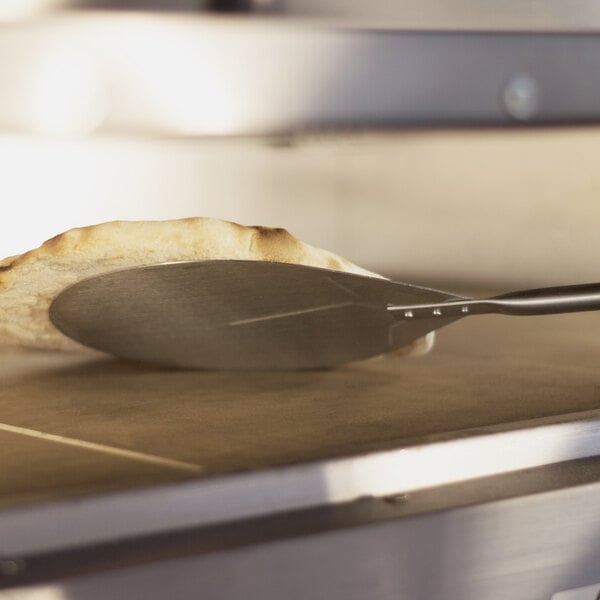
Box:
[482, 282, 600, 315]
[388, 282, 600, 319]
[49, 261, 600, 370]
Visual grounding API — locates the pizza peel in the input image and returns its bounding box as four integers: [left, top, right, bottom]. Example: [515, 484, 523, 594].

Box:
[49, 260, 600, 370]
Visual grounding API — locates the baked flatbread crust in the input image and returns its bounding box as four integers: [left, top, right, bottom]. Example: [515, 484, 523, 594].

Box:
[0, 217, 433, 357]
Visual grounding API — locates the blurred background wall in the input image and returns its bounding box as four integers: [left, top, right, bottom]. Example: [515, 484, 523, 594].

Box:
[2, 128, 599, 289]
[2, 5, 600, 291]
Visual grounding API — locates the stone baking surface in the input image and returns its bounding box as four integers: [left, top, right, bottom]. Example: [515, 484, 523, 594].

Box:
[1, 312, 600, 509]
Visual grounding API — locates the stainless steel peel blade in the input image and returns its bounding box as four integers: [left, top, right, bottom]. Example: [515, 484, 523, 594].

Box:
[49, 260, 600, 370]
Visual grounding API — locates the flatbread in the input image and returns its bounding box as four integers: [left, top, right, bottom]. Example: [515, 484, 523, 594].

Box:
[0, 217, 433, 357]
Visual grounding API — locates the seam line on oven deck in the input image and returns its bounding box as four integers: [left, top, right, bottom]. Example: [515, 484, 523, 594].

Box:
[0, 422, 203, 473]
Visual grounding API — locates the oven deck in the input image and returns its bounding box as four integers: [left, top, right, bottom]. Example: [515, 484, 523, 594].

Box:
[1, 308, 600, 599]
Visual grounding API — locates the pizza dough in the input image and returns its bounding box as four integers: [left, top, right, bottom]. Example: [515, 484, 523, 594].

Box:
[0, 217, 433, 357]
